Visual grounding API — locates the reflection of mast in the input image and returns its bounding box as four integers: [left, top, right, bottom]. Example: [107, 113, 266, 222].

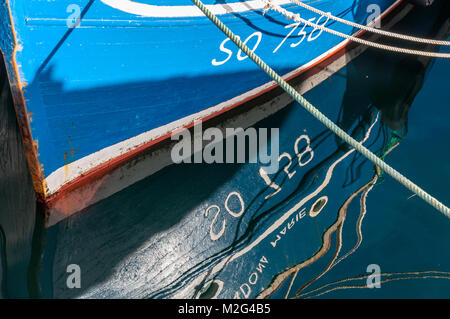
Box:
[340, 1, 449, 133]
[339, 51, 428, 133]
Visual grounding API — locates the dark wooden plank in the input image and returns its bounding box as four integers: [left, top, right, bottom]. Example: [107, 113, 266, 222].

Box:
[0, 53, 37, 298]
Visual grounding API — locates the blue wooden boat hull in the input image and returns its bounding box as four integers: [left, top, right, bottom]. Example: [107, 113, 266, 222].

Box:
[4, 0, 445, 299]
[42, 3, 450, 293]
[0, 0, 402, 222]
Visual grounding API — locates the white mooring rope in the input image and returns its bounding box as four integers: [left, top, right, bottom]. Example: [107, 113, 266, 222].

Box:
[190, 0, 450, 218]
[288, 0, 450, 46]
[262, 0, 450, 58]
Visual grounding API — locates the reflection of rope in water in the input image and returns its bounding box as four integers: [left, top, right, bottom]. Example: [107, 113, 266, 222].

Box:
[284, 269, 298, 298]
[253, 114, 380, 299]
[257, 177, 368, 298]
[257, 134, 398, 299]
[288, 0, 450, 46]
[193, 0, 450, 218]
[165, 112, 382, 299]
[151, 113, 380, 298]
[263, 0, 450, 58]
[296, 271, 450, 299]
[331, 142, 399, 267]
[293, 166, 379, 296]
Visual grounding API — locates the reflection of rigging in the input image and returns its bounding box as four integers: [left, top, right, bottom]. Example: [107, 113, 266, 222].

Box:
[298, 270, 450, 298]
[257, 113, 383, 299]
[258, 2, 450, 298]
[258, 134, 448, 299]
[338, 4, 450, 186]
[291, 140, 399, 298]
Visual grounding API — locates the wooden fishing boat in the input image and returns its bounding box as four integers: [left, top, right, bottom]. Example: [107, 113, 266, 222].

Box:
[1, 0, 448, 299]
[42, 1, 450, 296]
[0, 0, 411, 226]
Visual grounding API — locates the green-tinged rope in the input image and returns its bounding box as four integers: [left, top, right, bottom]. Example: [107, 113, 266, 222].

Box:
[190, 0, 450, 218]
[376, 131, 404, 185]
[287, 0, 450, 46]
[263, 0, 450, 58]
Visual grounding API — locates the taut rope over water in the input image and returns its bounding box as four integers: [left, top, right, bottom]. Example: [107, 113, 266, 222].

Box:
[288, 0, 450, 46]
[262, 0, 450, 58]
[190, 0, 450, 218]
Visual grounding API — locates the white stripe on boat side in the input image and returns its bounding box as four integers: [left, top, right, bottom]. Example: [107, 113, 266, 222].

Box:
[100, 0, 290, 17]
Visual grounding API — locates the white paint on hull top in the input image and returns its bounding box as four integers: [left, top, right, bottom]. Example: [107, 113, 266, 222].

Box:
[100, 0, 292, 18]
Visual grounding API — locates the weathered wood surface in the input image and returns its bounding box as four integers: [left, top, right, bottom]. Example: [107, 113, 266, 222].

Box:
[0, 56, 37, 298]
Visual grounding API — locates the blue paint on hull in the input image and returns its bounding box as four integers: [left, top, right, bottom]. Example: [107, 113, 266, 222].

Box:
[2, 0, 396, 178]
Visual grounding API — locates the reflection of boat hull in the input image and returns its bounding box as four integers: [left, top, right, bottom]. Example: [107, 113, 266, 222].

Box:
[0, 0, 405, 224]
[46, 83, 387, 299]
[172, 110, 385, 299]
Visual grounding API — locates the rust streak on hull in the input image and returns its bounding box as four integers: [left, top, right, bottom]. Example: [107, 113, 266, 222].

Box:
[2, 0, 46, 201]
